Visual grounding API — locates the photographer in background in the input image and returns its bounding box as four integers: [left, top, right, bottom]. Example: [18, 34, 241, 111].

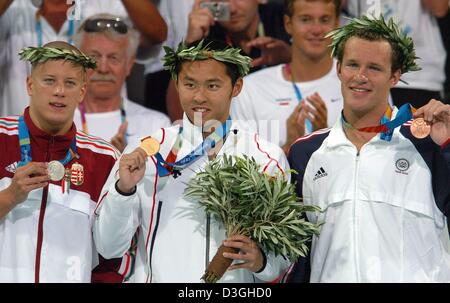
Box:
[165, 0, 292, 121]
[187, 0, 291, 69]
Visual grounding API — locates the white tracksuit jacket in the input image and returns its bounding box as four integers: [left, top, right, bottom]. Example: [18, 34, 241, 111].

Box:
[93, 115, 291, 282]
[0, 112, 121, 282]
[288, 108, 450, 282]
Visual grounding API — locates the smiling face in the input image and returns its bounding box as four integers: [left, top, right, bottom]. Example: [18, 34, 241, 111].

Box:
[284, 0, 339, 61]
[176, 59, 243, 127]
[27, 59, 86, 135]
[337, 37, 400, 118]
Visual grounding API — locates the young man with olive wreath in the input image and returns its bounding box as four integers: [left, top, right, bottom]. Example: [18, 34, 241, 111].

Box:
[288, 15, 450, 283]
[0, 42, 126, 283]
[93, 39, 292, 283]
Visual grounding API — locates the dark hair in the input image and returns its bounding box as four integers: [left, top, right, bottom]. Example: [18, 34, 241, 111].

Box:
[175, 39, 241, 86]
[284, 0, 341, 18]
[335, 29, 404, 73]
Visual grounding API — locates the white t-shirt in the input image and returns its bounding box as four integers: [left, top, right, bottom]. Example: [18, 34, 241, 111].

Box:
[0, 0, 129, 116]
[346, 0, 446, 92]
[74, 98, 171, 148]
[231, 62, 343, 147]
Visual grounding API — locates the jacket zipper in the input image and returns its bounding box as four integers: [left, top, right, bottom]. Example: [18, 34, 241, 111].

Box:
[35, 136, 54, 283]
[353, 151, 360, 282]
[147, 200, 163, 283]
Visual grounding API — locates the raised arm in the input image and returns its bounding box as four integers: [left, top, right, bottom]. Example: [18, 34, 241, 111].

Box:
[422, 0, 449, 18]
[121, 0, 168, 45]
[93, 147, 147, 259]
[0, 0, 14, 17]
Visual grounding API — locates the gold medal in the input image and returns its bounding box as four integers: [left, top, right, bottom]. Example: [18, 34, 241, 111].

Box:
[140, 137, 160, 157]
[70, 162, 84, 186]
[48, 161, 65, 181]
[410, 118, 430, 139]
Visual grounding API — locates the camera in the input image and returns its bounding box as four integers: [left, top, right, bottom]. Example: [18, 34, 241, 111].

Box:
[200, 2, 231, 22]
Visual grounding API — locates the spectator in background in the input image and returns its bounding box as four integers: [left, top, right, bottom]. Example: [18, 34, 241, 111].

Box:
[166, 0, 292, 121]
[232, 0, 343, 153]
[186, 0, 291, 69]
[345, 0, 449, 108]
[143, 0, 194, 116]
[0, 0, 167, 117]
[73, 14, 170, 153]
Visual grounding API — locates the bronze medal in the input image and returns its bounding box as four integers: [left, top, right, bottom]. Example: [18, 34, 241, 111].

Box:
[70, 162, 84, 186]
[140, 137, 160, 157]
[410, 118, 430, 139]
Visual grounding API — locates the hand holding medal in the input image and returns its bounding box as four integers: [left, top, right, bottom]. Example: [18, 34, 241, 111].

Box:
[6, 162, 49, 206]
[413, 99, 450, 145]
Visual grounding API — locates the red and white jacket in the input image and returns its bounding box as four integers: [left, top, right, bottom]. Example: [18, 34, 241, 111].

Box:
[94, 115, 292, 282]
[0, 108, 123, 283]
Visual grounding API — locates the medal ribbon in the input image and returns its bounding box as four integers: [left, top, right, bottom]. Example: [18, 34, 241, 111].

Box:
[18, 115, 78, 168]
[341, 103, 416, 141]
[155, 118, 232, 177]
[285, 64, 314, 134]
[35, 11, 74, 47]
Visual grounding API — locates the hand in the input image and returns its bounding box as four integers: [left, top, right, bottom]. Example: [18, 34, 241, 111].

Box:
[117, 147, 147, 194]
[186, 0, 215, 43]
[247, 37, 291, 68]
[283, 102, 308, 154]
[222, 235, 264, 273]
[111, 121, 128, 153]
[304, 92, 328, 131]
[7, 162, 49, 206]
[414, 99, 450, 145]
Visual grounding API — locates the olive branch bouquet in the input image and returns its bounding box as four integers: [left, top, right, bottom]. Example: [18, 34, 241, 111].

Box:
[184, 155, 321, 283]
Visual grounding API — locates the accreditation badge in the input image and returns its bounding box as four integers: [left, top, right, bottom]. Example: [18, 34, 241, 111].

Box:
[70, 162, 84, 186]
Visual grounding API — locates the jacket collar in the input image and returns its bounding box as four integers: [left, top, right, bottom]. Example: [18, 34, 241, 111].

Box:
[180, 113, 235, 148]
[24, 107, 77, 160]
[327, 106, 399, 149]
[181, 113, 204, 148]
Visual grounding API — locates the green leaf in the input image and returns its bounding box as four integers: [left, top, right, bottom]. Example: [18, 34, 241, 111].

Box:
[184, 154, 322, 260]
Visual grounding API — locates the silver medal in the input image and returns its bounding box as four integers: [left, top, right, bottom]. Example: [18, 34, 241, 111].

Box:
[48, 161, 65, 182]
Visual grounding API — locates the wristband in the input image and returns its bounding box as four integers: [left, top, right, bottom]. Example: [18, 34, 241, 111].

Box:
[115, 180, 136, 196]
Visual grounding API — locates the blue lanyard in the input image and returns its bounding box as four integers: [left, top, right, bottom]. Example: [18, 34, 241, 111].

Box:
[341, 103, 413, 142]
[17, 115, 78, 167]
[155, 118, 232, 177]
[35, 14, 74, 47]
[286, 63, 314, 134]
[378, 103, 413, 141]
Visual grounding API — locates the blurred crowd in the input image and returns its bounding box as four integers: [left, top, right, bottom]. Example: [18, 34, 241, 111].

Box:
[1, 1, 449, 146]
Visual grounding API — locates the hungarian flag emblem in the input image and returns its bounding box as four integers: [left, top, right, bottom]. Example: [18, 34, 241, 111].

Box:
[70, 162, 84, 186]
